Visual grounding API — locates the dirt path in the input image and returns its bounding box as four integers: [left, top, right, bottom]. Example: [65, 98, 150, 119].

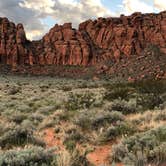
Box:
[42, 127, 122, 166]
[87, 144, 112, 166]
[43, 128, 64, 150]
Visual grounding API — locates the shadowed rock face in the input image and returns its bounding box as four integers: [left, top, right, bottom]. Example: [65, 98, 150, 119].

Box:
[0, 11, 166, 69]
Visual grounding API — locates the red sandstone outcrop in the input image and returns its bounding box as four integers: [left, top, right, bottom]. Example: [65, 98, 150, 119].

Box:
[0, 11, 166, 71]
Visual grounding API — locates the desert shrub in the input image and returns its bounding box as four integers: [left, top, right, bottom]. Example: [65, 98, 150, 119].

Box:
[39, 118, 56, 130]
[75, 110, 124, 130]
[7, 86, 21, 95]
[144, 44, 161, 59]
[61, 85, 72, 91]
[111, 126, 166, 165]
[65, 92, 96, 111]
[16, 104, 32, 112]
[131, 80, 166, 95]
[39, 84, 49, 92]
[110, 99, 137, 114]
[74, 112, 92, 130]
[104, 80, 166, 111]
[36, 106, 58, 115]
[0, 126, 45, 149]
[64, 128, 84, 151]
[65, 128, 83, 142]
[0, 123, 16, 137]
[0, 104, 6, 112]
[116, 121, 137, 136]
[137, 93, 163, 110]
[98, 121, 137, 142]
[28, 112, 45, 125]
[91, 111, 125, 129]
[111, 143, 127, 162]
[64, 140, 76, 152]
[154, 110, 166, 121]
[8, 112, 27, 124]
[68, 150, 91, 166]
[99, 126, 119, 142]
[104, 85, 134, 101]
[21, 119, 35, 130]
[149, 142, 166, 164]
[55, 150, 91, 166]
[57, 110, 77, 122]
[0, 146, 55, 166]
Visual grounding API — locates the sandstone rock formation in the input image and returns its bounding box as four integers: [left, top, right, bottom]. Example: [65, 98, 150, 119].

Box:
[0, 11, 166, 72]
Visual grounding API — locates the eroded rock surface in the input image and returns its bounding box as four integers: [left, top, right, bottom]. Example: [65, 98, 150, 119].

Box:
[0, 11, 166, 78]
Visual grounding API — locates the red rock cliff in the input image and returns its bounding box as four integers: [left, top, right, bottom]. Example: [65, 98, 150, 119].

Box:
[0, 11, 166, 68]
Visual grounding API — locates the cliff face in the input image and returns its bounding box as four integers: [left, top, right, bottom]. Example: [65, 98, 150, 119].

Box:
[0, 11, 166, 68]
[0, 18, 32, 68]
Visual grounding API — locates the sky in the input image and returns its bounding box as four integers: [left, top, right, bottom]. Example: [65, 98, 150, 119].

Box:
[0, 0, 165, 40]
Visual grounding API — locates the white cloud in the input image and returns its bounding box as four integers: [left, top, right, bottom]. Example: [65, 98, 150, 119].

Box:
[154, 0, 166, 11]
[122, 0, 154, 15]
[16, 0, 115, 38]
[20, 0, 114, 27]
[0, 0, 47, 40]
[19, 0, 55, 16]
[0, 0, 165, 40]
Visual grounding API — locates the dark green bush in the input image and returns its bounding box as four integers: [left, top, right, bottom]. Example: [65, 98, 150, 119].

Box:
[137, 93, 163, 110]
[7, 86, 21, 95]
[110, 99, 137, 114]
[104, 86, 134, 101]
[131, 80, 166, 95]
[155, 111, 166, 121]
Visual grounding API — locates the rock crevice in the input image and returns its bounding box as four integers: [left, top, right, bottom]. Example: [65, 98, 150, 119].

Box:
[0, 11, 166, 68]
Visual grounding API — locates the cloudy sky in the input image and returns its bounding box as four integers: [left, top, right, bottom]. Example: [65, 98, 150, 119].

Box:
[0, 0, 165, 40]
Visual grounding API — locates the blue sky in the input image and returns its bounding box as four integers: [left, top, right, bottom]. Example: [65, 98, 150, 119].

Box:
[0, 0, 165, 39]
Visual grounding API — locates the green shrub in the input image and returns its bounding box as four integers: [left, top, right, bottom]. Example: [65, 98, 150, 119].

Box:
[0, 126, 45, 149]
[65, 128, 83, 143]
[36, 106, 58, 115]
[0, 146, 55, 166]
[28, 113, 45, 125]
[137, 93, 163, 110]
[65, 92, 96, 111]
[8, 112, 27, 124]
[74, 112, 92, 130]
[64, 140, 76, 152]
[154, 110, 166, 121]
[7, 86, 21, 95]
[111, 126, 166, 165]
[91, 111, 125, 129]
[98, 121, 137, 142]
[110, 99, 137, 114]
[68, 150, 91, 166]
[149, 142, 166, 164]
[75, 111, 124, 130]
[131, 80, 166, 95]
[61, 85, 72, 91]
[55, 150, 91, 166]
[64, 128, 84, 151]
[104, 86, 134, 101]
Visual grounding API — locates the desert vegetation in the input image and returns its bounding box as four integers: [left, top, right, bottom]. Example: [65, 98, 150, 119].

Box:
[0, 75, 165, 166]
